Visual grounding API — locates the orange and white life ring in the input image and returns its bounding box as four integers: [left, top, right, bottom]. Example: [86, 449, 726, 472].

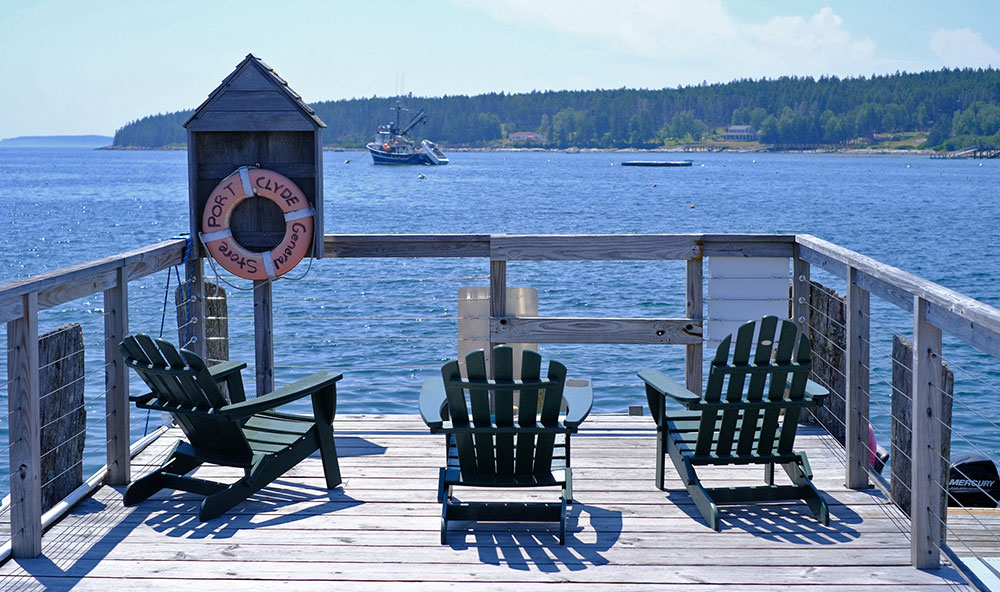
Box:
[199, 166, 314, 281]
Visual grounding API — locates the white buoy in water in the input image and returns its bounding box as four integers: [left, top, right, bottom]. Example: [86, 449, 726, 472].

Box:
[418, 174, 426, 179]
[345, 159, 350, 164]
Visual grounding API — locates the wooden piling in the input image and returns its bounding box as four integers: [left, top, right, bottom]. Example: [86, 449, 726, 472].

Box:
[38, 324, 85, 512]
[806, 282, 847, 443]
[891, 334, 953, 542]
[176, 280, 228, 364]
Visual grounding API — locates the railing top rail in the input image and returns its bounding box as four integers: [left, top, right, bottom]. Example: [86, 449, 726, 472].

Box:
[322, 233, 796, 261]
[0, 239, 187, 324]
[796, 233, 1000, 356]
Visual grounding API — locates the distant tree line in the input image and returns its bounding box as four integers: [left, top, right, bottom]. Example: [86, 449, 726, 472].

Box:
[113, 68, 1000, 150]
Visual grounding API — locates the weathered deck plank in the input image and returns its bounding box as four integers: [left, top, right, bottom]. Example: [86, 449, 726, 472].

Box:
[0, 415, 971, 590]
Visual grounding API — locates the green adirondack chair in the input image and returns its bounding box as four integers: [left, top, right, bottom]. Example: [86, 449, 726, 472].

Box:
[638, 316, 830, 531]
[119, 334, 343, 521]
[419, 346, 593, 544]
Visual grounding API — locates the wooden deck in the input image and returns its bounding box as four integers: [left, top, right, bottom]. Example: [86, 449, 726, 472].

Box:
[0, 415, 973, 591]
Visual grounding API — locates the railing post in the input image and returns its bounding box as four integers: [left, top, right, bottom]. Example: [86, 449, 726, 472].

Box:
[8, 292, 41, 557]
[912, 296, 943, 569]
[845, 267, 870, 489]
[104, 266, 130, 485]
[685, 258, 703, 395]
[489, 260, 507, 376]
[253, 279, 274, 397]
[791, 249, 810, 334]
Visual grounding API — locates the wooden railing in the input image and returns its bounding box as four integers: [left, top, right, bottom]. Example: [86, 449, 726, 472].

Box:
[1, 239, 187, 557]
[3, 232, 1000, 571]
[794, 234, 1000, 569]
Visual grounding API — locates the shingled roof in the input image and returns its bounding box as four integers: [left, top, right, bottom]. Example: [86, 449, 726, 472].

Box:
[184, 53, 326, 130]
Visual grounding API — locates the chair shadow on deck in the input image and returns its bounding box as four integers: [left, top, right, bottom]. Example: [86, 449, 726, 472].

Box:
[665, 489, 863, 545]
[449, 503, 622, 572]
[139, 479, 364, 538]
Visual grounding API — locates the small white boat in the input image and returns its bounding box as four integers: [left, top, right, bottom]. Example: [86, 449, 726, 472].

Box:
[421, 140, 449, 165]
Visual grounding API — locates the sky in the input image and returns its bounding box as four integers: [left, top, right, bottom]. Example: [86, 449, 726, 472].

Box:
[1, 0, 999, 138]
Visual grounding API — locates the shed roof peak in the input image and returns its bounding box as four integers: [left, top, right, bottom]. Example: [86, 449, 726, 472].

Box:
[184, 54, 325, 129]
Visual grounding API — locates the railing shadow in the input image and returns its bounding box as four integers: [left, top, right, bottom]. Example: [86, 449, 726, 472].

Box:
[2, 482, 363, 589]
[0, 435, 383, 589]
[448, 503, 622, 572]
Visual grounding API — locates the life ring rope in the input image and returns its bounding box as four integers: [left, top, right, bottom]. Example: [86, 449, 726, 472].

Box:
[199, 166, 314, 281]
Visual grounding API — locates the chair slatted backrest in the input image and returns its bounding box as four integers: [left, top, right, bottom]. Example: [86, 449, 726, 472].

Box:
[698, 316, 811, 458]
[120, 334, 253, 461]
[442, 346, 567, 481]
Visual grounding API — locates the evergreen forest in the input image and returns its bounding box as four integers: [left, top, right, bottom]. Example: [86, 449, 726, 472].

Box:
[113, 68, 1000, 151]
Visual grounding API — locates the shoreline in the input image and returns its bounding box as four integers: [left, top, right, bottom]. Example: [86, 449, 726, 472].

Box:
[96, 144, 940, 156]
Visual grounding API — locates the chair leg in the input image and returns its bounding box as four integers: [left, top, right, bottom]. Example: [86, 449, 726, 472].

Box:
[440, 496, 449, 545]
[781, 459, 829, 526]
[685, 476, 721, 531]
[311, 386, 342, 489]
[318, 432, 342, 490]
[124, 445, 202, 506]
[558, 496, 567, 544]
[655, 427, 666, 490]
[764, 462, 775, 485]
[198, 455, 281, 521]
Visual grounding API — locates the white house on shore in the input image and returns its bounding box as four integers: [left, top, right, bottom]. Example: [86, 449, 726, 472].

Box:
[509, 131, 547, 143]
[722, 125, 758, 141]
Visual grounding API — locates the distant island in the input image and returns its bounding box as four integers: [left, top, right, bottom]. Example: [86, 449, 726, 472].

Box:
[0, 135, 113, 148]
[112, 68, 1000, 152]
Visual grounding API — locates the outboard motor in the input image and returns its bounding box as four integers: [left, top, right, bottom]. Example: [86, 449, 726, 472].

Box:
[948, 455, 1000, 508]
[868, 424, 889, 475]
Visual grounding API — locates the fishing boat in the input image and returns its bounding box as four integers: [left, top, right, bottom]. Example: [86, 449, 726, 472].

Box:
[367, 104, 448, 165]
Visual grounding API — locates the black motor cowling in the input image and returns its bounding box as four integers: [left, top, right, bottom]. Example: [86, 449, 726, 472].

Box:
[948, 455, 1000, 508]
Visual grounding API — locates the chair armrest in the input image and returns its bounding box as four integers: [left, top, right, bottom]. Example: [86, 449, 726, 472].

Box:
[638, 369, 700, 409]
[784, 376, 829, 406]
[208, 360, 246, 380]
[219, 372, 342, 418]
[804, 379, 829, 406]
[563, 380, 593, 429]
[419, 378, 448, 429]
[208, 360, 248, 403]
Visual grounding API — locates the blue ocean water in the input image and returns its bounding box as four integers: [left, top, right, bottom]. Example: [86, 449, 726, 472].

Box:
[0, 147, 998, 484]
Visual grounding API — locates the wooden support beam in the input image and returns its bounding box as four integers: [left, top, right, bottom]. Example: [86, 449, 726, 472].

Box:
[845, 267, 870, 490]
[254, 279, 274, 397]
[491, 317, 701, 344]
[685, 258, 703, 395]
[103, 267, 130, 486]
[8, 292, 41, 557]
[911, 296, 943, 569]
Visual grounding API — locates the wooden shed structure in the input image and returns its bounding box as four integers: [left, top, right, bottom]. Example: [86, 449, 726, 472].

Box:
[184, 53, 326, 260]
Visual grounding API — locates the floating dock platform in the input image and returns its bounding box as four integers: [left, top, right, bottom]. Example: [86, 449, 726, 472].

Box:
[621, 160, 693, 167]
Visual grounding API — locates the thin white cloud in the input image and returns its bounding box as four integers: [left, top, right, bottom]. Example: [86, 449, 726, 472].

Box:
[930, 28, 1000, 68]
[453, 1, 880, 83]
